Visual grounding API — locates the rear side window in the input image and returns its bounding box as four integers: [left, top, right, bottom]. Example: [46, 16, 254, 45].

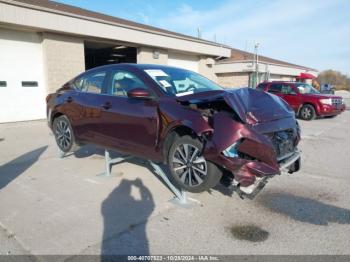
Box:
[74, 71, 106, 94]
[268, 84, 282, 93]
[256, 83, 267, 90]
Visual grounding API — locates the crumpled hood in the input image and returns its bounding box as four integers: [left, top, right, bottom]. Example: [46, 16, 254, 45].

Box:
[176, 88, 295, 124]
[223, 88, 295, 124]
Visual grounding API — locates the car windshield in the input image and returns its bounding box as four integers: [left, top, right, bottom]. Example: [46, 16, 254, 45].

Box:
[144, 67, 223, 96]
[295, 83, 320, 94]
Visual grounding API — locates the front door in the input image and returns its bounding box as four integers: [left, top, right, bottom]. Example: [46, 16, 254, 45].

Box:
[98, 69, 159, 159]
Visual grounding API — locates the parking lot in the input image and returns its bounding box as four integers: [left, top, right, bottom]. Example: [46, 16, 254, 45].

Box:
[0, 111, 350, 258]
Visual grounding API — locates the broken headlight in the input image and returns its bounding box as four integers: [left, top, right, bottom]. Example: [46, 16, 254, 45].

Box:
[223, 140, 242, 158]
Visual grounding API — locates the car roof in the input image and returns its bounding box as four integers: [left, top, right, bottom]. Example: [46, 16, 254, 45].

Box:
[260, 81, 306, 85]
[86, 63, 189, 72]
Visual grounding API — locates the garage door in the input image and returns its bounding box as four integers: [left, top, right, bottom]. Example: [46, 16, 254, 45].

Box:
[168, 52, 199, 72]
[0, 29, 46, 123]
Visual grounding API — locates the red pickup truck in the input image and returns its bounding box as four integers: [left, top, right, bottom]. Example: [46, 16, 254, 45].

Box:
[257, 81, 346, 120]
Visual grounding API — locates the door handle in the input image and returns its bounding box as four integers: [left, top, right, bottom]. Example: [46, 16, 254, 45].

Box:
[101, 102, 112, 110]
[66, 96, 73, 103]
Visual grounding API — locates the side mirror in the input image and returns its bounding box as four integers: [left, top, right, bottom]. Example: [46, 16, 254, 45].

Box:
[127, 88, 152, 99]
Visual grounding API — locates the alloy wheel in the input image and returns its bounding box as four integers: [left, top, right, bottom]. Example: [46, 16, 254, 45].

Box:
[171, 143, 207, 187]
[301, 107, 311, 119]
[55, 120, 72, 150]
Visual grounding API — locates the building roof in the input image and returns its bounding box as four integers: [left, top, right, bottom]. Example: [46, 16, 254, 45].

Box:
[218, 47, 317, 71]
[10, 0, 226, 48]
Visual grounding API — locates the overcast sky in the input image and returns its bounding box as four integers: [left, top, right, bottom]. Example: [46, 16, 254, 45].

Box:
[56, 0, 350, 75]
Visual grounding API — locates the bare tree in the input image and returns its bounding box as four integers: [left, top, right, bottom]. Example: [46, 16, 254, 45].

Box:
[316, 70, 350, 91]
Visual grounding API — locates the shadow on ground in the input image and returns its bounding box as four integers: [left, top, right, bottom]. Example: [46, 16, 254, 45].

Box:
[71, 145, 177, 194]
[101, 178, 154, 257]
[67, 145, 157, 256]
[259, 192, 350, 225]
[0, 146, 47, 190]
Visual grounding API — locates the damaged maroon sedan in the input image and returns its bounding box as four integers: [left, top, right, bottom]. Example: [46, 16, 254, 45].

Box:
[46, 64, 301, 197]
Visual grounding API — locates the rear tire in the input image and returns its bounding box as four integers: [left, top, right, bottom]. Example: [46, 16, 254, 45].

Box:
[167, 135, 222, 193]
[53, 115, 78, 153]
[299, 104, 316, 121]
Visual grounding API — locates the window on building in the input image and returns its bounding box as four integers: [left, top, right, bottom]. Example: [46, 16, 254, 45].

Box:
[22, 81, 38, 87]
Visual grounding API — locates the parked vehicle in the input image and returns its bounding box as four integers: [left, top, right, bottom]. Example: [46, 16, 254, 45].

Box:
[320, 84, 335, 95]
[47, 64, 301, 196]
[257, 81, 345, 120]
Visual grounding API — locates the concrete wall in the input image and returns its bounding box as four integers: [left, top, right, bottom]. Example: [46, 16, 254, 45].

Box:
[137, 47, 168, 65]
[269, 74, 295, 82]
[42, 32, 85, 93]
[199, 57, 217, 82]
[168, 52, 199, 72]
[216, 72, 249, 88]
[215, 61, 318, 78]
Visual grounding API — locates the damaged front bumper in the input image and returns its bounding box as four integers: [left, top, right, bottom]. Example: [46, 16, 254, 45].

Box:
[203, 112, 301, 199]
[234, 150, 301, 199]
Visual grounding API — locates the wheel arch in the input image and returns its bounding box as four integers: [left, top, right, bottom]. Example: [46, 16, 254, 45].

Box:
[161, 125, 206, 164]
[51, 112, 64, 126]
[298, 102, 318, 116]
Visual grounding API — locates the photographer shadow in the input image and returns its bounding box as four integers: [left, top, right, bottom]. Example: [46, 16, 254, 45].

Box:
[101, 178, 155, 258]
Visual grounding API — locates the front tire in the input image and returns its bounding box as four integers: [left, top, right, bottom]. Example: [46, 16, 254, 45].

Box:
[167, 135, 222, 193]
[53, 115, 78, 153]
[299, 104, 316, 121]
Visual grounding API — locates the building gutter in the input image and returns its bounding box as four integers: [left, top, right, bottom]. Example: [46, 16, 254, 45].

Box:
[216, 59, 317, 72]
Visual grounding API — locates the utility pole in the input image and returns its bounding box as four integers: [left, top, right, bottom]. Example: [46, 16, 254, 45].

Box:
[254, 42, 260, 88]
[197, 27, 202, 39]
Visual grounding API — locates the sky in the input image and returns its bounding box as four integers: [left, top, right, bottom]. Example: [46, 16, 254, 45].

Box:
[56, 0, 350, 75]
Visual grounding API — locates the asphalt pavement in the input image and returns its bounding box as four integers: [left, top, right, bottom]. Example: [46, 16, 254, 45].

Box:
[0, 111, 349, 259]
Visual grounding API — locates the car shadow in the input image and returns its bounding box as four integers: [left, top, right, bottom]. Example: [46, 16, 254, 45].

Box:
[101, 178, 154, 257]
[0, 146, 47, 190]
[258, 192, 350, 226]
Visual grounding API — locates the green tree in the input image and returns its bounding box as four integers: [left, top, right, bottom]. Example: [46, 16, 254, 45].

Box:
[316, 70, 350, 91]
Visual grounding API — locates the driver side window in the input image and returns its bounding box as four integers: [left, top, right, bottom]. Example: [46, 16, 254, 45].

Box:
[109, 71, 147, 97]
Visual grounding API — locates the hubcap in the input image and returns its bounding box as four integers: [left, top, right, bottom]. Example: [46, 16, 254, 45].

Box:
[55, 120, 72, 150]
[302, 107, 311, 119]
[172, 144, 207, 187]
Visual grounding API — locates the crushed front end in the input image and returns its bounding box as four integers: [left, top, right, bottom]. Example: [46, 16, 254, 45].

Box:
[203, 111, 301, 198]
[176, 87, 302, 198]
[199, 88, 301, 198]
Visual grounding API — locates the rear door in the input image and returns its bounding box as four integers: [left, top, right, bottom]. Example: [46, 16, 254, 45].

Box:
[64, 69, 108, 143]
[267, 83, 284, 98]
[267, 83, 300, 111]
[281, 84, 300, 112]
[98, 69, 159, 158]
